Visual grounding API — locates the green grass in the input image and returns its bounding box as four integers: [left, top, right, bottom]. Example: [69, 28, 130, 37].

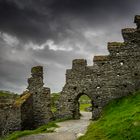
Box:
[0, 91, 18, 98]
[79, 91, 140, 140]
[79, 95, 91, 112]
[80, 103, 91, 111]
[51, 93, 92, 112]
[51, 93, 60, 112]
[79, 95, 91, 104]
[1, 122, 58, 140]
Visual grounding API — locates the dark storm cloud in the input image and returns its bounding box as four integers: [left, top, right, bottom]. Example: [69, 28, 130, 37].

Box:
[0, 0, 139, 43]
[0, 0, 140, 93]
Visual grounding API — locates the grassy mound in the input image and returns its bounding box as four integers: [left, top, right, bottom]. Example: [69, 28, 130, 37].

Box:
[79, 91, 140, 140]
[51, 92, 60, 112]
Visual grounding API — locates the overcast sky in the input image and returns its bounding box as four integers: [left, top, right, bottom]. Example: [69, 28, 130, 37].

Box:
[0, 0, 140, 94]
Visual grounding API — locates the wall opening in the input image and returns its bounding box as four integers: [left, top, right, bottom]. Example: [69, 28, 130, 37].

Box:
[120, 61, 124, 66]
[73, 93, 93, 120]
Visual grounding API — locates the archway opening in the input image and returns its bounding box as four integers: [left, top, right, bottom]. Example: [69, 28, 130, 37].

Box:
[72, 93, 93, 119]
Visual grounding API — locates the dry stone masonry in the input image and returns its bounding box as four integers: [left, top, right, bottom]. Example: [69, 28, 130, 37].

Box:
[58, 15, 140, 120]
[0, 95, 21, 136]
[26, 66, 53, 129]
[0, 66, 53, 136]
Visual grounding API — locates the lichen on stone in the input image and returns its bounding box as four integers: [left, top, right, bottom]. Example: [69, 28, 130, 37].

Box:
[13, 91, 31, 107]
[94, 55, 109, 61]
[108, 42, 125, 47]
[31, 66, 43, 74]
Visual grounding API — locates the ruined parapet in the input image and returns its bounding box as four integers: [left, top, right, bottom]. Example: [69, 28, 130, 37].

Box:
[107, 42, 125, 56]
[26, 66, 53, 129]
[134, 15, 140, 29]
[93, 55, 109, 62]
[122, 28, 137, 43]
[93, 55, 110, 67]
[72, 59, 87, 71]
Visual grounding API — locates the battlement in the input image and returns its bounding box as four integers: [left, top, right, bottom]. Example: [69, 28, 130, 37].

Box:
[31, 66, 43, 78]
[107, 42, 124, 48]
[107, 42, 125, 54]
[122, 28, 136, 42]
[122, 28, 136, 33]
[134, 15, 140, 29]
[72, 59, 87, 70]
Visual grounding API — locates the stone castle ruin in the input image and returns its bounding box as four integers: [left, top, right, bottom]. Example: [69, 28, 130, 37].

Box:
[0, 66, 53, 136]
[0, 15, 140, 136]
[58, 15, 140, 119]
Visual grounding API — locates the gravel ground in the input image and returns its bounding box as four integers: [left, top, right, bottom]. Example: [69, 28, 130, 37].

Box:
[19, 112, 92, 140]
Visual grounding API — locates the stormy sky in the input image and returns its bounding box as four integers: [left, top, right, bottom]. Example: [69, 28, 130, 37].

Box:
[0, 0, 140, 93]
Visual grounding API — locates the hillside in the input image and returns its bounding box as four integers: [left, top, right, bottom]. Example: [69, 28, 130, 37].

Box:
[0, 90, 18, 97]
[79, 91, 140, 140]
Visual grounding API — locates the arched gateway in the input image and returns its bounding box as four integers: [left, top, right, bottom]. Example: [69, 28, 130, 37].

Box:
[58, 15, 140, 120]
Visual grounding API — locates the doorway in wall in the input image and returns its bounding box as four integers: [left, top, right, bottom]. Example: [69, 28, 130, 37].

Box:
[73, 93, 93, 119]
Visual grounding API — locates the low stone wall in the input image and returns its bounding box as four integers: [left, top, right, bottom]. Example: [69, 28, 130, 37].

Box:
[0, 97, 21, 135]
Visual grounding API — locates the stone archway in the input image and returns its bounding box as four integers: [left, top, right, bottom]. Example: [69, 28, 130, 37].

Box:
[58, 16, 140, 121]
[57, 59, 103, 120]
[72, 92, 93, 119]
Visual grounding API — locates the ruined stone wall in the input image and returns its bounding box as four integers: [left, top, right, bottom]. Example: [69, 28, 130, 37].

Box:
[20, 91, 33, 130]
[27, 66, 53, 128]
[58, 15, 140, 120]
[0, 97, 21, 136]
[0, 66, 53, 136]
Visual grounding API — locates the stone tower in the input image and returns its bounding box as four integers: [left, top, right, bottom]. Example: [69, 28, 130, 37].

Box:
[24, 66, 53, 129]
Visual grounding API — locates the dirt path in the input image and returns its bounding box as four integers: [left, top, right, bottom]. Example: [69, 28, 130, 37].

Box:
[19, 112, 91, 140]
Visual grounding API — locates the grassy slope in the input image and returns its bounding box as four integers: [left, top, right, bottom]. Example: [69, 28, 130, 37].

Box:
[80, 104, 91, 111]
[0, 91, 19, 98]
[79, 91, 140, 140]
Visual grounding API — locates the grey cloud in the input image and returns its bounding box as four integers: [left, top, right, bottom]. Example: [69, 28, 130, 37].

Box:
[0, 0, 139, 43]
[0, 0, 140, 93]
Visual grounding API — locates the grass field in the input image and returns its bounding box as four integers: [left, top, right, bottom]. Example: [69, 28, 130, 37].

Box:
[79, 91, 140, 140]
[80, 103, 91, 111]
[0, 91, 19, 98]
